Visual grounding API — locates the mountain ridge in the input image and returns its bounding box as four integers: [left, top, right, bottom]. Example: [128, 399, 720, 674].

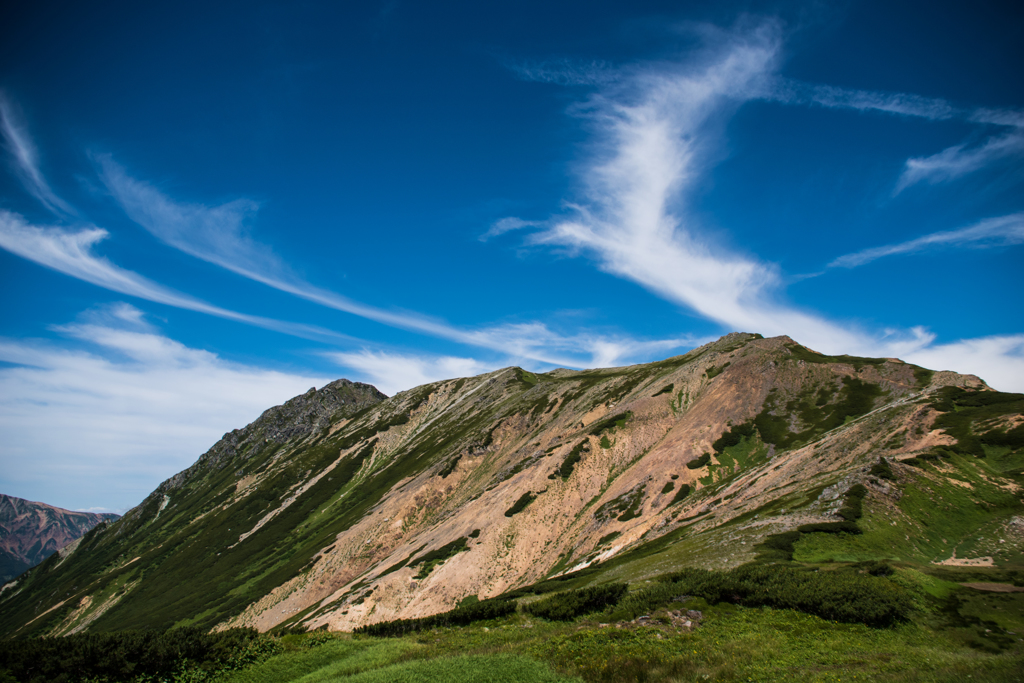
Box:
[2, 332, 1021, 640]
[0, 495, 119, 584]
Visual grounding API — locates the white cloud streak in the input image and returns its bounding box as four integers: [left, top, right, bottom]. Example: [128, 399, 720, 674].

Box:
[0, 304, 329, 511]
[0, 210, 346, 343]
[0, 103, 687, 372]
[532, 23, 873, 354]
[903, 335, 1024, 394]
[97, 157, 689, 368]
[326, 349, 497, 396]
[767, 80, 1023, 194]
[770, 78, 959, 120]
[0, 92, 75, 217]
[896, 129, 1024, 192]
[523, 23, 1024, 389]
[505, 58, 617, 86]
[829, 213, 1024, 269]
[479, 216, 540, 241]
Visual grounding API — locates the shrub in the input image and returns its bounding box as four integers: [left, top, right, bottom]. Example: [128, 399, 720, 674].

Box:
[705, 362, 730, 379]
[410, 537, 470, 579]
[648, 566, 912, 627]
[355, 598, 518, 637]
[525, 583, 629, 621]
[505, 492, 537, 518]
[837, 484, 867, 522]
[864, 561, 895, 577]
[0, 627, 275, 683]
[438, 455, 462, 478]
[588, 412, 633, 437]
[797, 521, 862, 534]
[712, 421, 754, 453]
[870, 458, 896, 481]
[556, 442, 587, 480]
[686, 453, 711, 470]
[669, 483, 691, 505]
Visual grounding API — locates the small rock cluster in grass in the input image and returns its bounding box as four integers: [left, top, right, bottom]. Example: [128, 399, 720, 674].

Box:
[597, 608, 704, 632]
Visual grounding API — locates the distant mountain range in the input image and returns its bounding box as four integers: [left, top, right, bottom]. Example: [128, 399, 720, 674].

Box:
[0, 495, 119, 583]
[1, 334, 1021, 639]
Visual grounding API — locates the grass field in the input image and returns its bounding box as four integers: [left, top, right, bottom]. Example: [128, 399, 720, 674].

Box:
[207, 583, 1022, 683]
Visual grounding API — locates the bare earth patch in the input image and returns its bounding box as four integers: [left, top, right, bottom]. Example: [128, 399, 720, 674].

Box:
[960, 582, 1024, 593]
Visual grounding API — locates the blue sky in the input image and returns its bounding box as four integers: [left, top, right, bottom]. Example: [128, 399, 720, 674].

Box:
[1, 0, 1021, 512]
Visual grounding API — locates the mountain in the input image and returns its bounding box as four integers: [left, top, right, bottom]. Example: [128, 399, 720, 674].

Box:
[0, 496, 119, 583]
[1, 333, 1021, 639]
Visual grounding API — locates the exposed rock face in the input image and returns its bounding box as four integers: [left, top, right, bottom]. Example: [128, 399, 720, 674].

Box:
[1, 333, 1018, 639]
[117, 379, 387, 530]
[0, 495, 119, 582]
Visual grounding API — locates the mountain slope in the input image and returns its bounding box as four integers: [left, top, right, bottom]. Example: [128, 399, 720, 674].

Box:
[2, 333, 1021, 639]
[0, 496, 118, 583]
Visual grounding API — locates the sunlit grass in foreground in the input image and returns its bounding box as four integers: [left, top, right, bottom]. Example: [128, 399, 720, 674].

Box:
[220, 599, 1022, 683]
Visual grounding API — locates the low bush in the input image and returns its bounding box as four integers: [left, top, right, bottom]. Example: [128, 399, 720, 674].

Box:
[686, 454, 711, 470]
[652, 384, 674, 397]
[354, 598, 517, 637]
[705, 363, 730, 379]
[797, 521, 862, 534]
[525, 583, 629, 621]
[712, 421, 754, 454]
[505, 492, 537, 518]
[669, 483, 691, 505]
[837, 484, 867, 522]
[410, 537, 469, 578]
[0, 627, 276, 683]
[555, 442, 587, 480]
[588, 412, 632, 437]
[870, 457, 896, 481]
[642, 566, 912, 627]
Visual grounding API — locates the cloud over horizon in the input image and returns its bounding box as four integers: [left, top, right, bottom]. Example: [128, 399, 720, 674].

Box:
[0, 304, 329, 512]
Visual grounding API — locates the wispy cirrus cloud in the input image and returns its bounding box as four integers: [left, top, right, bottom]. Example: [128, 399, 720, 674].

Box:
[0, 304, 329, 512]
[828, 212, 1024, 269]
[326, 349, 497, 396]
[479, 216, 540, 241]
[519, 22, 1023, 389]
[505, 58, 617, 86]
[0, 92, 75, 217]
[770, 78, 959, 121]
[895, 129, 1024, 193]
[97, 157, 690, 368]
[531, 22, 873, 353]
[0, 210, 346, 343]
[764, 79, 1024, 194]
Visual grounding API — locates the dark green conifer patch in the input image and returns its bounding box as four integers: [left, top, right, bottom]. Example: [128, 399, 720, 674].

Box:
[669, 483, 691, 505]
[0, 627, 275, 683]
[353, 598, 517, 637]
[505, 492, 537, 518]
[524, 583, 628, 621]
[686, 453, 711, 469]
[620, 565, 913, 628]
[652, 383, 674, 397]
[869, 457, 896, 481]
